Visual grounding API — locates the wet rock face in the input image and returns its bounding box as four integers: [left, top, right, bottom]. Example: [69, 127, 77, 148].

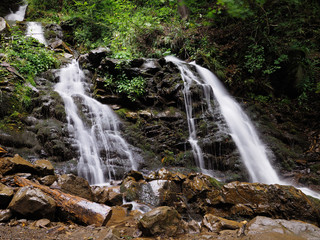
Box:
[8, 186, 56, 219]
[82, 55, 243, 176]
[0, 66, 74, 164]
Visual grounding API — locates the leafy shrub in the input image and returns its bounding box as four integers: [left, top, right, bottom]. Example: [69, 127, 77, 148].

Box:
[104, 72, 146, 101]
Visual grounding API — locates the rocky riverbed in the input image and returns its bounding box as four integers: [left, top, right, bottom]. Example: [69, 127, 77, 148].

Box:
[1, 154, 320, 239]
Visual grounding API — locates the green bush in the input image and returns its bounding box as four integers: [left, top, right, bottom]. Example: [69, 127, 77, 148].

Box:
[104, 72, 146, 101]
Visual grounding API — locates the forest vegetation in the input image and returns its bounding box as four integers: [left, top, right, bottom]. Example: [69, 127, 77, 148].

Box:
[0, 0, 319, 152]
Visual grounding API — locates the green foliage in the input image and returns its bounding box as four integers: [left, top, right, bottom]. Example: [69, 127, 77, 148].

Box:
[2, 28, 58, 78]
[0, 27, 59, 120]
[104, 71, 146, 101]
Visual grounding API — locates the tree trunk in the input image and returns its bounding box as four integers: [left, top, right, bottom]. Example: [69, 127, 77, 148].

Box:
[14, 176, 112, 226]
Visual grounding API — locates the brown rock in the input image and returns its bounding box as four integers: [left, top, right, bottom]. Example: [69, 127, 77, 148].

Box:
[39, 175, 57, 186]
[34, 159, 54, 176]
[35, 218, 51, 228]
[0, 154, 35, 175]
[219, 182, 320, 226]
[201, 214, 243, 233]
[182, 173, 212, 201]
[0, 182, 14, 208]
[138, 206, 182, 237]
[92, 186, 123, 206]
[8, 186, 56, 219]
[57, 174, 94, 201]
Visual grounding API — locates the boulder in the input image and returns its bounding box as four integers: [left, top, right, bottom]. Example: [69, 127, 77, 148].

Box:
[218, 182, 320, 226]
[0, 209, 12, 222]
[8, 186, 56, 219]
[182, 173, 213, 201]
[0, 154, 36, 175]
[57, 174, 94, 201]
[0, 17, 7, 32]
[87, 47, 111, 68]
[0, 183, 14, 208]
[120, 175, 180, 207]
[33, 159, 54, 176]
[92, 186, 123, 206]
[138, 206, 182, 237]
[244, 216, 320, 240]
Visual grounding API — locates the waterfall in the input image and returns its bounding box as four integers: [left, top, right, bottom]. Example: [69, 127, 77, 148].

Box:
[26, 22, 47, 46]
[168, 57, 206, 172]
[5, 4, 28, 21]
[55, 60, 138, 185]
[166, 56, 320, 199]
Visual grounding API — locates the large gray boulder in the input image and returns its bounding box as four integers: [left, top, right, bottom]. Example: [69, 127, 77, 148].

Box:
[8, 186, 56, 219]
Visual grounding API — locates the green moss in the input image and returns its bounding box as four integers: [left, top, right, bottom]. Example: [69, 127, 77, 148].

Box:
[208, 177, 224, 189]
[115, 108, 130, 118]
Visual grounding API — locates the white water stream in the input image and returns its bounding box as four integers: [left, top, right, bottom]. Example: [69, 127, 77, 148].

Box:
[55, 60, 138, 185]
[5, 4, 27, 21]
[26, 22, 47, 46]
[166, 56, 320, 199]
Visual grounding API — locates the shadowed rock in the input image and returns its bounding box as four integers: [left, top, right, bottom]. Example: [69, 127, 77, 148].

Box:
[9, 186, 56, 219]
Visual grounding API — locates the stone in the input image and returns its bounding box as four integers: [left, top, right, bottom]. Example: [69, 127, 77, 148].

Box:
[244, 216, 320, 240]
[92, 186, 123, 206]
[35, 218, 51, 228]
[88, 47, 111, 68]
[0, 183, 14, 208]
[8, 186, 56, 219]
[184, 220, 201, 234]
[57, 174, 94, 201]
[138, 206, 182, 237]
[201, 214, 243, 233]
[0, 209, 12, 222]
[33, 159, 54, 176]
[39, 175, 57, 186]
[219, 181, 320, 226]
[0, 154, 36, 175]
[182, 173, 212, 201]
[125, 170, 144, 181]
[0, 17, 7, 32]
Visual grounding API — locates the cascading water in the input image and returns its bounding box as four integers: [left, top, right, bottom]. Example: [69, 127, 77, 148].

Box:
[5, 4, 27, 21]
[170, 58, 206, 172]
[5, 3, 47, 46]
[166, 56, 320, 199]
[194, 64, 280, 184]
[26, 22, 47, 46]
[55, 60, 138, 185]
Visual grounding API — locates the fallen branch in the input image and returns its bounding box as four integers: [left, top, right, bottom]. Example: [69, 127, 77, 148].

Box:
[14, 176, 112, 226]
